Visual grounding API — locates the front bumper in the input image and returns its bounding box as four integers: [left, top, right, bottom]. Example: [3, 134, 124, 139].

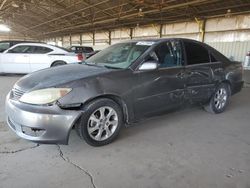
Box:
[5, 92, 81, 145]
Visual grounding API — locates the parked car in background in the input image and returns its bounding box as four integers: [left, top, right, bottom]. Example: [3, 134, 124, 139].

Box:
[6, 38, 243, 146]
[83, 50, 101, 58]
[0, 43, 84, 73]
[244, 51, 250, 69]
[69, 46, 95, 58]
[0, 40, 39, 53]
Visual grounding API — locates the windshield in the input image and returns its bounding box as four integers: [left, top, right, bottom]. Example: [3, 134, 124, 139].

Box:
[0, 42, 10, 52]
[85, 42, 151, 69]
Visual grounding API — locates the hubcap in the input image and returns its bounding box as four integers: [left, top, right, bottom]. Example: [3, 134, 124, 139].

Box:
[87, 106, 118, 141]
[214, 88, 227, 110]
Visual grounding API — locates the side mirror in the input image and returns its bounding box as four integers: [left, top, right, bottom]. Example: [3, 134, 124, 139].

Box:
[138, 61, 158, 71]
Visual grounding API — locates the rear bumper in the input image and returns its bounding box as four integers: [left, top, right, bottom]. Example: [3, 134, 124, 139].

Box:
[5, 92, 81, 145]
[231, 81, 244, 95]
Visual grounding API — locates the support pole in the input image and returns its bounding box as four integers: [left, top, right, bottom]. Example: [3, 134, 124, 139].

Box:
[130, 28, 133, 39]
[108, 30, 111, 45]
[195, 18, 206, 42]
[159, 24, 163, 38]
[61, 36, 64, 47]
[80, 34, 82, 45]
[93, 31, 95, 46]
[69, 33, 72, 46]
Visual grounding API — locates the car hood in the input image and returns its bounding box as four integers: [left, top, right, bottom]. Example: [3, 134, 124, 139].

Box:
[14, 64, 112, 91]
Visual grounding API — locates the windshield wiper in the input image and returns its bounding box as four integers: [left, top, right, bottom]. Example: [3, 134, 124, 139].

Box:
[104, 65, 123, 69]
[84, 62, 103, 67]
[84, 62, 122, 69]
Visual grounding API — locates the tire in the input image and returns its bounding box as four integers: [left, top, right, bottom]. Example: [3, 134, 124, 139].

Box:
[204, 83, 231, 114]
[51, 61, 66, 67]
[76, 98, 123, 146]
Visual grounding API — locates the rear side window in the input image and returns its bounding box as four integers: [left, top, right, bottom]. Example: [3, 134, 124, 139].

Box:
[83, 47, 94, 53]
[32, 46, 53, 54]
[184, 41, 210, 65]
[147, 40, 183, 68]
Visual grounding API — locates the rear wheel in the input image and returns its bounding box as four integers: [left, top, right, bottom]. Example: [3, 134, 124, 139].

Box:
[76, 98, 123, 146]
[51, 61, 66, 67]
[204, 83, 230, 114]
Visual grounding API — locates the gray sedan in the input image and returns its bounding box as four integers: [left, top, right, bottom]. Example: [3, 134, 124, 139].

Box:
[5, 38, 244, 146]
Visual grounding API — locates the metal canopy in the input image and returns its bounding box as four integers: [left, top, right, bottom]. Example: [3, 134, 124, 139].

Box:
[0, 0, 249, 38]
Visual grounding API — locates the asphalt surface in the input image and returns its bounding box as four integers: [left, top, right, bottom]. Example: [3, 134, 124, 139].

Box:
[0, 74, 250, 188]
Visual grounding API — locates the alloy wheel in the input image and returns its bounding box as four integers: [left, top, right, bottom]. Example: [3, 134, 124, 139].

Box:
[214, 88, 228, 110]
[87, 106, 118, 141]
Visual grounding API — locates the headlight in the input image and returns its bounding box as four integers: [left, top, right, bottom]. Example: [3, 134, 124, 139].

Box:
[19, 88, 72, 105]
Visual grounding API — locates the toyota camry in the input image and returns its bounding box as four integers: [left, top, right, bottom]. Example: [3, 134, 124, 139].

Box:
[5, 38, 243, 146]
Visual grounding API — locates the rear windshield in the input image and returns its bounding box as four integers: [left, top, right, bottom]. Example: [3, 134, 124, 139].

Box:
[83, 47, 94, 53]
[70, 46, 94, 53]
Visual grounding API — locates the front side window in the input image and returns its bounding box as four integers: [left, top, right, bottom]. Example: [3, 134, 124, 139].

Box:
[145, 40, 183, 68]
[184, 41, 210, 65]
[86, 42, 151, 69]
[7, 45, 32, 53]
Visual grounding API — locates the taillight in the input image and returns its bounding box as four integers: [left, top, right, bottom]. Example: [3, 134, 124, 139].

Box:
[77, 53, 84, 61]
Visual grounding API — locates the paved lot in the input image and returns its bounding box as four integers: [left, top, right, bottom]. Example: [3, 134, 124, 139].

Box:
[0, 74, 250, 188]
[244, 70, 250, 85]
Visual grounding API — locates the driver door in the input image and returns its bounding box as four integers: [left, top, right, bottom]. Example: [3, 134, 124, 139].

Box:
[2, 45, 31, 73]
[133, 40, 186, 119]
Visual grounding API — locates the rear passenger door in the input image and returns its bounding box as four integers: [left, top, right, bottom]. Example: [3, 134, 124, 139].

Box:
[183, 40, 216, 104]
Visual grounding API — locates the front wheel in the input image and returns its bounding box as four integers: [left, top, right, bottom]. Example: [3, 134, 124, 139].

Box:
[76, 98, 123, 146]
[204, 83, 230, 114]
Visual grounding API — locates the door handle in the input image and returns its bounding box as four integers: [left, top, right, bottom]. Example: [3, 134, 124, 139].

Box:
[176, 72, 185, 79]
[170, 91, 184, 99]
[186, 71, 194, 77]
[214, 68, 223, 73]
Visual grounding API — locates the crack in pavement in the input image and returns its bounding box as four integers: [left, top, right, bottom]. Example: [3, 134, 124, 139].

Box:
[57, 145, 97, 188]
[0, 144, 39, 154]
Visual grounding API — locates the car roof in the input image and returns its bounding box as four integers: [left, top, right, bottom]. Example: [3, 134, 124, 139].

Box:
[8, 43, 69, 53]
[70, 46, 93, 48]
[0, 40, 39, 43]
[119, 37, 202, 43]
[13, 42, 49, 46]
[11, 43, 60, 50]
